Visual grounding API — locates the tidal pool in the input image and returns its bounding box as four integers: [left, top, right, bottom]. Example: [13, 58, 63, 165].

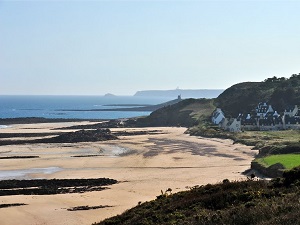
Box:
[99, 145, 131, 157]
[0, 167, 63, 180]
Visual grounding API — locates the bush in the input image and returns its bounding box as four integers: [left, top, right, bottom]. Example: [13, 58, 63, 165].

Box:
[283, 166, 300, 186]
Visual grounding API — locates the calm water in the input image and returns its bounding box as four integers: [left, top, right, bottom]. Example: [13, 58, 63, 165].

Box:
[0, 95, 174, 120]
[0, 167, 63, 180]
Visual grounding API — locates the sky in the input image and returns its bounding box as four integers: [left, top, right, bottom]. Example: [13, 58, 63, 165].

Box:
[1, 0, 300, 95]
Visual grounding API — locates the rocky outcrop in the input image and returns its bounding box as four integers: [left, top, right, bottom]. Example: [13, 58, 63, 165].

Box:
[251, 161, 285, 178]
[50, 129, 117, 143]
[0, 178, 117, 196]
[0, 129, 118, 145]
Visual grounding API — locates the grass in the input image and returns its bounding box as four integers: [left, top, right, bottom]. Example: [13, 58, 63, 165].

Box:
[188, 127, 300, 151]
[133, 98, 215, 128]
[180, 99, 215, 122]
[236, 130, 300, 146]
[255, 154, 300, 169]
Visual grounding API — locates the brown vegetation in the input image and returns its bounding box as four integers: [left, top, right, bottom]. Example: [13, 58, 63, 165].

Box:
[95, 167, 300, 225]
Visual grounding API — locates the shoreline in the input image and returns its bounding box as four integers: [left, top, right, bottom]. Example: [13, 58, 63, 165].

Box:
[0, 122, 259, 225]
[0, 117, 105, 125]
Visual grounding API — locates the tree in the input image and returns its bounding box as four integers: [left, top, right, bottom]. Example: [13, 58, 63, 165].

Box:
[264, 76, 279, 82]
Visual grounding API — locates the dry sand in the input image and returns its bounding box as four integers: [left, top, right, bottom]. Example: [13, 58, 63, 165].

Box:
[0, 122, 258, 225]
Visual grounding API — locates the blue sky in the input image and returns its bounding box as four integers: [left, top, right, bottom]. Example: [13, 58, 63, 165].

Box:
[1, 0, 300, 95]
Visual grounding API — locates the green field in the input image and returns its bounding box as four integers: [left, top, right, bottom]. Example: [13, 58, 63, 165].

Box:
[238, 130, 300, 144]
[256, 154, 300, 169]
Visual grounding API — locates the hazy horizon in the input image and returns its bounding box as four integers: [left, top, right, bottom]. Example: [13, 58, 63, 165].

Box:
[1, 1, 300, 95]
[0, 87, 225, 97]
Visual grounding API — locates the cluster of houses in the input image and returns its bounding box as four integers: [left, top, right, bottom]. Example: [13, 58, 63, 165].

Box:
[212, 103, 300, 132]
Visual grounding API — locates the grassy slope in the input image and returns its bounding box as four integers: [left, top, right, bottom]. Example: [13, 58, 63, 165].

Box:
[255, 154, 300, 170]
[134, 98, 216, 127]
[94, 167, 300, 225]
[181, 99, 215, 121]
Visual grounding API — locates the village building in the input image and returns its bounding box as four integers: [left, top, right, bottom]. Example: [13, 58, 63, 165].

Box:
[225, 118, 241, 132]
[258, 114, 283, 131]
[213, 103, 300, 132]
[283, 105, 300, 129]
[284, 105, 298, 117]
[256, 102, 274, 118]
[211, 108, 225, 125]
[239, 113, 259, 131]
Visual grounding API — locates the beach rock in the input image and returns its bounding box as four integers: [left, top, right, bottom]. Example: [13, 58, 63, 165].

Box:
[0, 129, 118, 145]
[50, 129, 118, 143]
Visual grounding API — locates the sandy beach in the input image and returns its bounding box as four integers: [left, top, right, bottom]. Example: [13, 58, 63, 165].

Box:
[0, 122, 258, 225]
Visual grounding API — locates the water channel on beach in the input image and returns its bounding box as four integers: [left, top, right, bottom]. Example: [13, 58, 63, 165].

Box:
[0, 167, 63, 180]
[0, 145, 131, 180]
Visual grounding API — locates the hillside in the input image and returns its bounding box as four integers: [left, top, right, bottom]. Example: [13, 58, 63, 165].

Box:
[129, 74, 300, 128]
[131, 98, 215, 127]
[94, 167, 300, 225]
[216, 74, 300, 117]
[93, 75, 300, 225]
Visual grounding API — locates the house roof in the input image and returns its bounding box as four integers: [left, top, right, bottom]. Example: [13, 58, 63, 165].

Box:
[212, 108, 224, 118]
[285, 105, 296, 112]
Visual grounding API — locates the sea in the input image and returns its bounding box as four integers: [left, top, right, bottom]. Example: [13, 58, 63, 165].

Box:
[0, 95, 175, 121]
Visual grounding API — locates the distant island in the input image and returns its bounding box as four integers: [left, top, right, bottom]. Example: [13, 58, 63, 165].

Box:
[103, 93, 116, 97]
[60, 96, 183, 112]
[134, 89, 224, 98]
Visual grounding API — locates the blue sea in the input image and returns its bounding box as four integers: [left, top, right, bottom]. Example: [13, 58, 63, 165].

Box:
[0, 95, 174, 120]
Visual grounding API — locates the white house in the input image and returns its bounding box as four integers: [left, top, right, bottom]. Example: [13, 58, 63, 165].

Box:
[226, 118, 241, 132]
[211, 108, 225, 125]
[212, 104, 300, 132]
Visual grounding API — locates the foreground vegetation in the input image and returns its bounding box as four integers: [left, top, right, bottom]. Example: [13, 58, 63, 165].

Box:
[95, 167, 300, 225]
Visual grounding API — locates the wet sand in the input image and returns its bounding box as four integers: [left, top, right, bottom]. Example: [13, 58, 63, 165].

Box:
[0, 122, 258, 225]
